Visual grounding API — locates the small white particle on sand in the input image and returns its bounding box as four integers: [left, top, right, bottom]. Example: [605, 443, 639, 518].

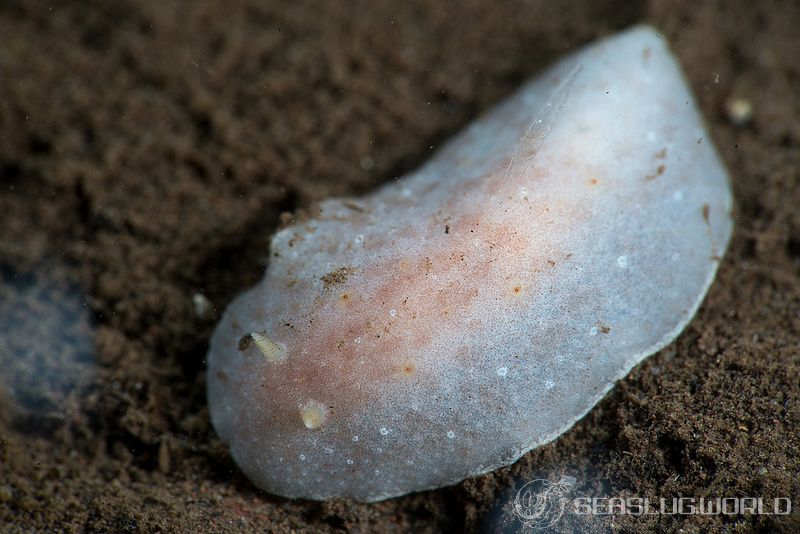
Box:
[589, 326, 598, 336]
[352, 435, 359, 442]
[389, 309, 397, 317]
[616, 255, 628, 269]
[724, 97, 753, 127]
[324, 447, 333, 454]
[447, 431, 455, 439]
[380, 427, 390, 436]
[545, 380, 556, 389]
[355, 234, 364, 244]
[299, 454, 306, 461]
[496, 367, 508, 377]
[191, 292, 213, 320]
[346, 459, 354, 465]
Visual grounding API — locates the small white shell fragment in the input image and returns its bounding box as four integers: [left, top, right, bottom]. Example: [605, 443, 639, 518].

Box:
[207, 25, 732, 502]
[301, 401, 327, 429]
[248, 332, 285, 363]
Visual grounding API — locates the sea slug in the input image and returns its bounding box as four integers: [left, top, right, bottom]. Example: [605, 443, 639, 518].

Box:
[206, 25, 732, 502]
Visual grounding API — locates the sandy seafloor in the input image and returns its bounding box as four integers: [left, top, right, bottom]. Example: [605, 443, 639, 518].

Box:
[0, 1, 798, 532]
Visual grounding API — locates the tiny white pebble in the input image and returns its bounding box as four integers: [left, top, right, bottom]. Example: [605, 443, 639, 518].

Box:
[616, 255, 628, 269]
[380, 427, 390, 436]
[447, 431, 455, 439]
[389, 309, 397, 317]
[545, 380, 555, 389]
[496, 366, 508, 377]
[324, 447, 333, 454]
[724, 97, 753, 127]
[346, 459, 354, 465]
[589, 326, 598, 336]
[352, 435, 359, 442]
[191, 292, 213, 320]
[299, 454, 306, 461]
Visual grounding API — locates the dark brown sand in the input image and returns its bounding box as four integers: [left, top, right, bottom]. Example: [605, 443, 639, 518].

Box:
[1, 1, 798, 532]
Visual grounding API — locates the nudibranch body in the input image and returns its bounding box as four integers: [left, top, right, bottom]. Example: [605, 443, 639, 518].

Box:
[207, 25, 732, 501]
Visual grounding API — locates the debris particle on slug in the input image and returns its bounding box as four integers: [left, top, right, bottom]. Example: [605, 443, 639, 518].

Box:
[249, 332, 285, 362]
[301, 402, 327, 429]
